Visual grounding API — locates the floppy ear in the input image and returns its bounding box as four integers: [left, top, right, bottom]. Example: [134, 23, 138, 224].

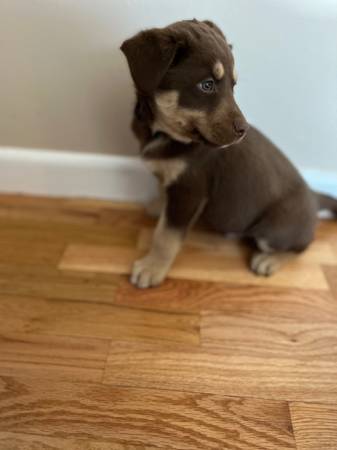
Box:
[120, 29, 178, 95]
[203, 20, 233, 50]
[203, 20, 227, 42]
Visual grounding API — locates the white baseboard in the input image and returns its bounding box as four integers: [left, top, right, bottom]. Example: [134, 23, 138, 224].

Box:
[0, 146, 336, 203]
[0, 146, 158, 203]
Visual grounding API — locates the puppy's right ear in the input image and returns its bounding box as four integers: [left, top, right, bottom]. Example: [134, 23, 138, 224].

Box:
[203, 20, 227, 42]
[120, 29, 178, 95]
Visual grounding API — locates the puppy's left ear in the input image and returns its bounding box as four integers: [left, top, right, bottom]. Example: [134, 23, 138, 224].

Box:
[121, 29, 178, 95]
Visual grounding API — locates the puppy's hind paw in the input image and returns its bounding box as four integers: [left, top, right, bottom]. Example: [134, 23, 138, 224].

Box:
[250, 252, 280, 277]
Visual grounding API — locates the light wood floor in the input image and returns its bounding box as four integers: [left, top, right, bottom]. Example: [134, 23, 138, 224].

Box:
[0, 194, 337, 450]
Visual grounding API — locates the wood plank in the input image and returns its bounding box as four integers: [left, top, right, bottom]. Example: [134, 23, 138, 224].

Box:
[0, 294, 199, 345]
[114, 277, 206, 313]
[0, 193, 142, 213]
[104, 341, 337, 403]
[99, 207, 154, 228]
[138, 227, 337, 264]
[323, 265, 337, 298]
[59, 244, 138, 275]
[289, 402, 337, 450]
[0, 238, 64, 267]
[59, 242, 330, 290]
[0, 264, 119, 304]
[0, 193, 150, 232]
[0, 195, 99, 225]
[0, 432, 152, 450]
[114, 277, 335, 315]
[0, 333, 109, 382]
[0, 378, 296, 450]
[315, 220, 337, 243]
[201, 308, 337, 360]
[0, 217, 139, 248]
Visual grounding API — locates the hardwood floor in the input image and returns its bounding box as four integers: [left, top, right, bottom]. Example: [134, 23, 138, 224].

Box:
[0, 194, 336, 450]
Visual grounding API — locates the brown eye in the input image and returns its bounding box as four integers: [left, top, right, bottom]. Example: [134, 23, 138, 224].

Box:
[198, 78, 215, 93]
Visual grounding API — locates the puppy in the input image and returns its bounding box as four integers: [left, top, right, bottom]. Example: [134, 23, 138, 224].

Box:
[121, 19, 337, 288]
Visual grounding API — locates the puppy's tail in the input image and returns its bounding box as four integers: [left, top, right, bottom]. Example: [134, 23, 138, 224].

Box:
[316, 192, 337, 217]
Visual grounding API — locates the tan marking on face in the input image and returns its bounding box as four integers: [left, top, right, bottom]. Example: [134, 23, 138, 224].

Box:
[154, 89, 237, 146]
[145, 158, 187, 187]
[233, 66, 238, 83]
[154, 90, 205, 143]
[213, 61, 225, 80]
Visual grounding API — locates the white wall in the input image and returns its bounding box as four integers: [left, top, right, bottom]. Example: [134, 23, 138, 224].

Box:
[0, 0, 336, 172]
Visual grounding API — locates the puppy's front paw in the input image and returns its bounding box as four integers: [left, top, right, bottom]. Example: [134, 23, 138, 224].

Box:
[250, 252, 280, 277]
[130, 254, 169, 288]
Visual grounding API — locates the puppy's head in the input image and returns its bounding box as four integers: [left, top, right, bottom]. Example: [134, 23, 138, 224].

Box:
[121, 19, 248, 147]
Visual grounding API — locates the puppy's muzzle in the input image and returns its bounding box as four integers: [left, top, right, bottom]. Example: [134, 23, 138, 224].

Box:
[233, 117, 249, 139]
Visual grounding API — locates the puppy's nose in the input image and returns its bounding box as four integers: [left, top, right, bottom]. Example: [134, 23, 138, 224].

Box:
[233, 118, 249, 137]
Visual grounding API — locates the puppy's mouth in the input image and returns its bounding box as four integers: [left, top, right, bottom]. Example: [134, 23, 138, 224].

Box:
[191, 128, 210, 145]
[192, 128, 247, 149]
[218, 133, 247, 149]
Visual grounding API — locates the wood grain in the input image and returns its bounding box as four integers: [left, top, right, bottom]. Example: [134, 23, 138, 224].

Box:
[0, 432, 153, 450]
[0, 264, 119, 304]
[114, 277, 336, 315]
[201, 297, 337, 360]
[59, 241, 330, 290]
[0, 216, 139, 250]
[290, 402, 337, 450]
[0, 294, 199, 345]
[0, 333, 109, 382]
[0, 193, 143, 220]
[323, 265, 337, 298]
[59, 243, 139, 275]
[0, 377, 296, 450]
[1, 194, 337, 449]
[104, 341, 337, 403]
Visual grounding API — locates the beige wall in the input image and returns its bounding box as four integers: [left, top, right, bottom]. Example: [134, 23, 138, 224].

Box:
[0, 0, 138, 155]
[0, 0, 336, 170]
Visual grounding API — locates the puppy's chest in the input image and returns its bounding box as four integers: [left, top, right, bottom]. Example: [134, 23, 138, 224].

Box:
[145, 158, 188, 187]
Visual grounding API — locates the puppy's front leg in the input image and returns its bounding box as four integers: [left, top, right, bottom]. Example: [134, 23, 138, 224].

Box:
[131, 211, 182, 288]
[145, 186, 165, 218]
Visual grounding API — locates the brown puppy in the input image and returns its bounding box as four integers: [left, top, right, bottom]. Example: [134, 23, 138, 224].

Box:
[121, 19, 337, 288]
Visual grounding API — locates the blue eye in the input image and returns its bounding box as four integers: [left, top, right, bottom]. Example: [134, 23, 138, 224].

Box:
[198, 78, 215, 93]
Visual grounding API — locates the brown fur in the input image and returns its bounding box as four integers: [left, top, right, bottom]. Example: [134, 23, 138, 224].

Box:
[121, 19, 337, 288]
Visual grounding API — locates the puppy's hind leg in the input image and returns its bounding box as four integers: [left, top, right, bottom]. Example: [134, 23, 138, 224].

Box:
[249, 191, 317, 277]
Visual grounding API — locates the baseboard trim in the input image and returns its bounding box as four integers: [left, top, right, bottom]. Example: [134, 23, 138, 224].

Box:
[0, 146, 157, 203]
[0, 146, 336, 202]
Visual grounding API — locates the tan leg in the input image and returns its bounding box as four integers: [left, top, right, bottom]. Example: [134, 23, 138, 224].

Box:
[131, 212, 182, 288]
[145, 187, 165, 218]
[250, 251, 295, 276]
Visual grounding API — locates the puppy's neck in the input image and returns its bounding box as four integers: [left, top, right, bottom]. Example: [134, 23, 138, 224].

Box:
[151, 120, 192, 145]
[133, 93, 191, 143]
[132, 94, 203, 159]
[142, 130, 201, 160]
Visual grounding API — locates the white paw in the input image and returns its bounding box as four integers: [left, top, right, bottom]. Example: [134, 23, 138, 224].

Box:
[250, 253, 279, 277]
[130, 254, 169, 288]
